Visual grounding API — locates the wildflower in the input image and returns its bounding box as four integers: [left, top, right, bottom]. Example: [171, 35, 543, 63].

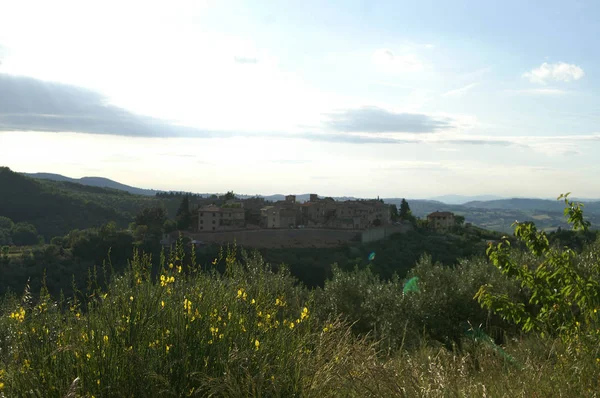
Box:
[237, 289, 243, 298]
[0, 382, 4, 390]
[177, 265, 182, 273]
[301, 307, 309, 320]
[9, 307, 26, 323]
[169, 263, 174, 269]
[184, 298, 192, 314]
[166, 344, 172, 353]
[255, 339, 260, 350]
[251, 299, 256, 304]
[97, 379, 100, 385]
[212, 258, 218, 265]
[161, 301, 165, 309]
[130, 296, 134, 301]
[86, 353, 91, 360]
[103, 335, 109, 343]
[289, 322, 295, 330]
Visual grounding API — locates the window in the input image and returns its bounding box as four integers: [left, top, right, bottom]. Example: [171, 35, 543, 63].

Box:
[200, 226, 203, 230]
[200, 212, 203, 216]
[200, 220, 203, 224]
[212, 226, 215, 231]
[212, 220, 216, 224]
[213, 213, 216, 217]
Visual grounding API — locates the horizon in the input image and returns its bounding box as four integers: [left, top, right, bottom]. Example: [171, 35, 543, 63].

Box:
[1, 1, 599, 197]
[17, 168, 600, 203]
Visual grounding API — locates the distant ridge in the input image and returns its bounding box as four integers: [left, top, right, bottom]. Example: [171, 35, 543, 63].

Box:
[23, 172, 159, 196]
[426, 194, 504, 205]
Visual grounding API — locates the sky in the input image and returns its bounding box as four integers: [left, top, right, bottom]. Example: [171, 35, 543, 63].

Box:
[1, 0, 599, 198]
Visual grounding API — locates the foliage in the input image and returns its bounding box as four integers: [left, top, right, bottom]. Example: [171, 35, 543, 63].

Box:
[133, 207, 168, 244]
[317, 255, 519, 351]
[224, 191, 236, 201]
[1, 242, 600, 396]
[0, 167, 180, 240]
[399, 198, 411, 218]
[390, 204, 399, 222]
[476, 193, 600, 342]
[176, 195, 193, 230]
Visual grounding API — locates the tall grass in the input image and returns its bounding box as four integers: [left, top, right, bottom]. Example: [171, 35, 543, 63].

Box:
[0, 243, 599, 396]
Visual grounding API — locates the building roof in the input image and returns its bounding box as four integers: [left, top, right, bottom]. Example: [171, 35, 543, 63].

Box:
[427, 211, 454, 217]
[199, 205, 221, 212]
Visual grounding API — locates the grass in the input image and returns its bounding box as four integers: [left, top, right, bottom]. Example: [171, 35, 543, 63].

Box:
[1, 243, 599, 396]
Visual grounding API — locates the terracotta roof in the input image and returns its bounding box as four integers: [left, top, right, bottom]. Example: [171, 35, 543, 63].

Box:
[427, 211, 454, 217]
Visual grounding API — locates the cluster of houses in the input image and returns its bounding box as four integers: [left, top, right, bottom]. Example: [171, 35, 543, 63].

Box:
[197, 194, 392, 232]
[195, 194, 458, 233]
[259, 194, 391, 230]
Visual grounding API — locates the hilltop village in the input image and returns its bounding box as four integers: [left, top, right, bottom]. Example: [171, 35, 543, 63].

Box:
[197, 194, 392, 232]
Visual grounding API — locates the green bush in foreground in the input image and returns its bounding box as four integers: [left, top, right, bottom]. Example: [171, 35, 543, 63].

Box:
[1, 228, 600, 395]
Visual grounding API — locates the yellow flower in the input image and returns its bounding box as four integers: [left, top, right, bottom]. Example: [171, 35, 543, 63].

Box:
[103, 335, 109, 343]
[130, 296, 134, 301]
[301, 307, 309, 320]
[97, 379, 100, 385]
[212, 258, 218, 265]
[177, 265, 182, 273]
[289, 322, 295, 330]
[0, 382, 4, 390]
[86, 353, 91, 360]
[254, 339, 260, 350]
[9, 307, 26, 322]
[251, 299, 256, 305]
[161, 301, 165, 309]
[169, 263, 174, 269]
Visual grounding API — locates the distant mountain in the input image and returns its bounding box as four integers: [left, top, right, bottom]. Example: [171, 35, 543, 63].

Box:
[464, 198, 600, 213]
[23, 172, 159, 196]
[427, 194, 504, 204]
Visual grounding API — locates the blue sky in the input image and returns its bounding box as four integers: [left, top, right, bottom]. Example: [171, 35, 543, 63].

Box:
[0, 0, 599, 198]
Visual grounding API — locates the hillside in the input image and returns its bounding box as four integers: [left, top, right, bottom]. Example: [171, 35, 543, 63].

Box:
[1, 167, 177, 239]
[24, 172, 160, 196]
[386, 198, 600, 233]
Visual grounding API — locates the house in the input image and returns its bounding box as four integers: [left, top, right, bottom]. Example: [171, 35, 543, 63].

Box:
[427, 211, 455, 230]
[261, 204, 298, 228]
[198, 204, 245, 232]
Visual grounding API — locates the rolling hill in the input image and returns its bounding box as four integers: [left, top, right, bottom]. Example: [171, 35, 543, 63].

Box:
[23, 172, 160, 196]
[1, 167, 179, 239]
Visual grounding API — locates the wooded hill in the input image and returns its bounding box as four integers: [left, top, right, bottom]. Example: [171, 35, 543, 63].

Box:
[0, 167, 179, 239]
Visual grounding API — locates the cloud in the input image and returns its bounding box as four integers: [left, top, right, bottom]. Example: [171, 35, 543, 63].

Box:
[372, 49, 424, 73]
[506, 88, 568, 95]
[0, 73, 226, 137]
[441, 83, 478, 98]
[234, 56, 258, 64]
[324, 106, 452, 133]
[523, 62, 584, 85]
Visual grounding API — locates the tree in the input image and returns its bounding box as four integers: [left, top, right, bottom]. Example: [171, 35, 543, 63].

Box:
[163, 219, 177, 234]
[224, 191, 236, 201]
[176, 195, 192, 230]
[134, 207, 168, 243]
[0, 216, 14, 230]
[390, 204, 399, 222]
[399, 199, 411, 219]
[11, 222, 39, 246]
[454, 215, 465, 226]
[475, 193, 598, 341]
